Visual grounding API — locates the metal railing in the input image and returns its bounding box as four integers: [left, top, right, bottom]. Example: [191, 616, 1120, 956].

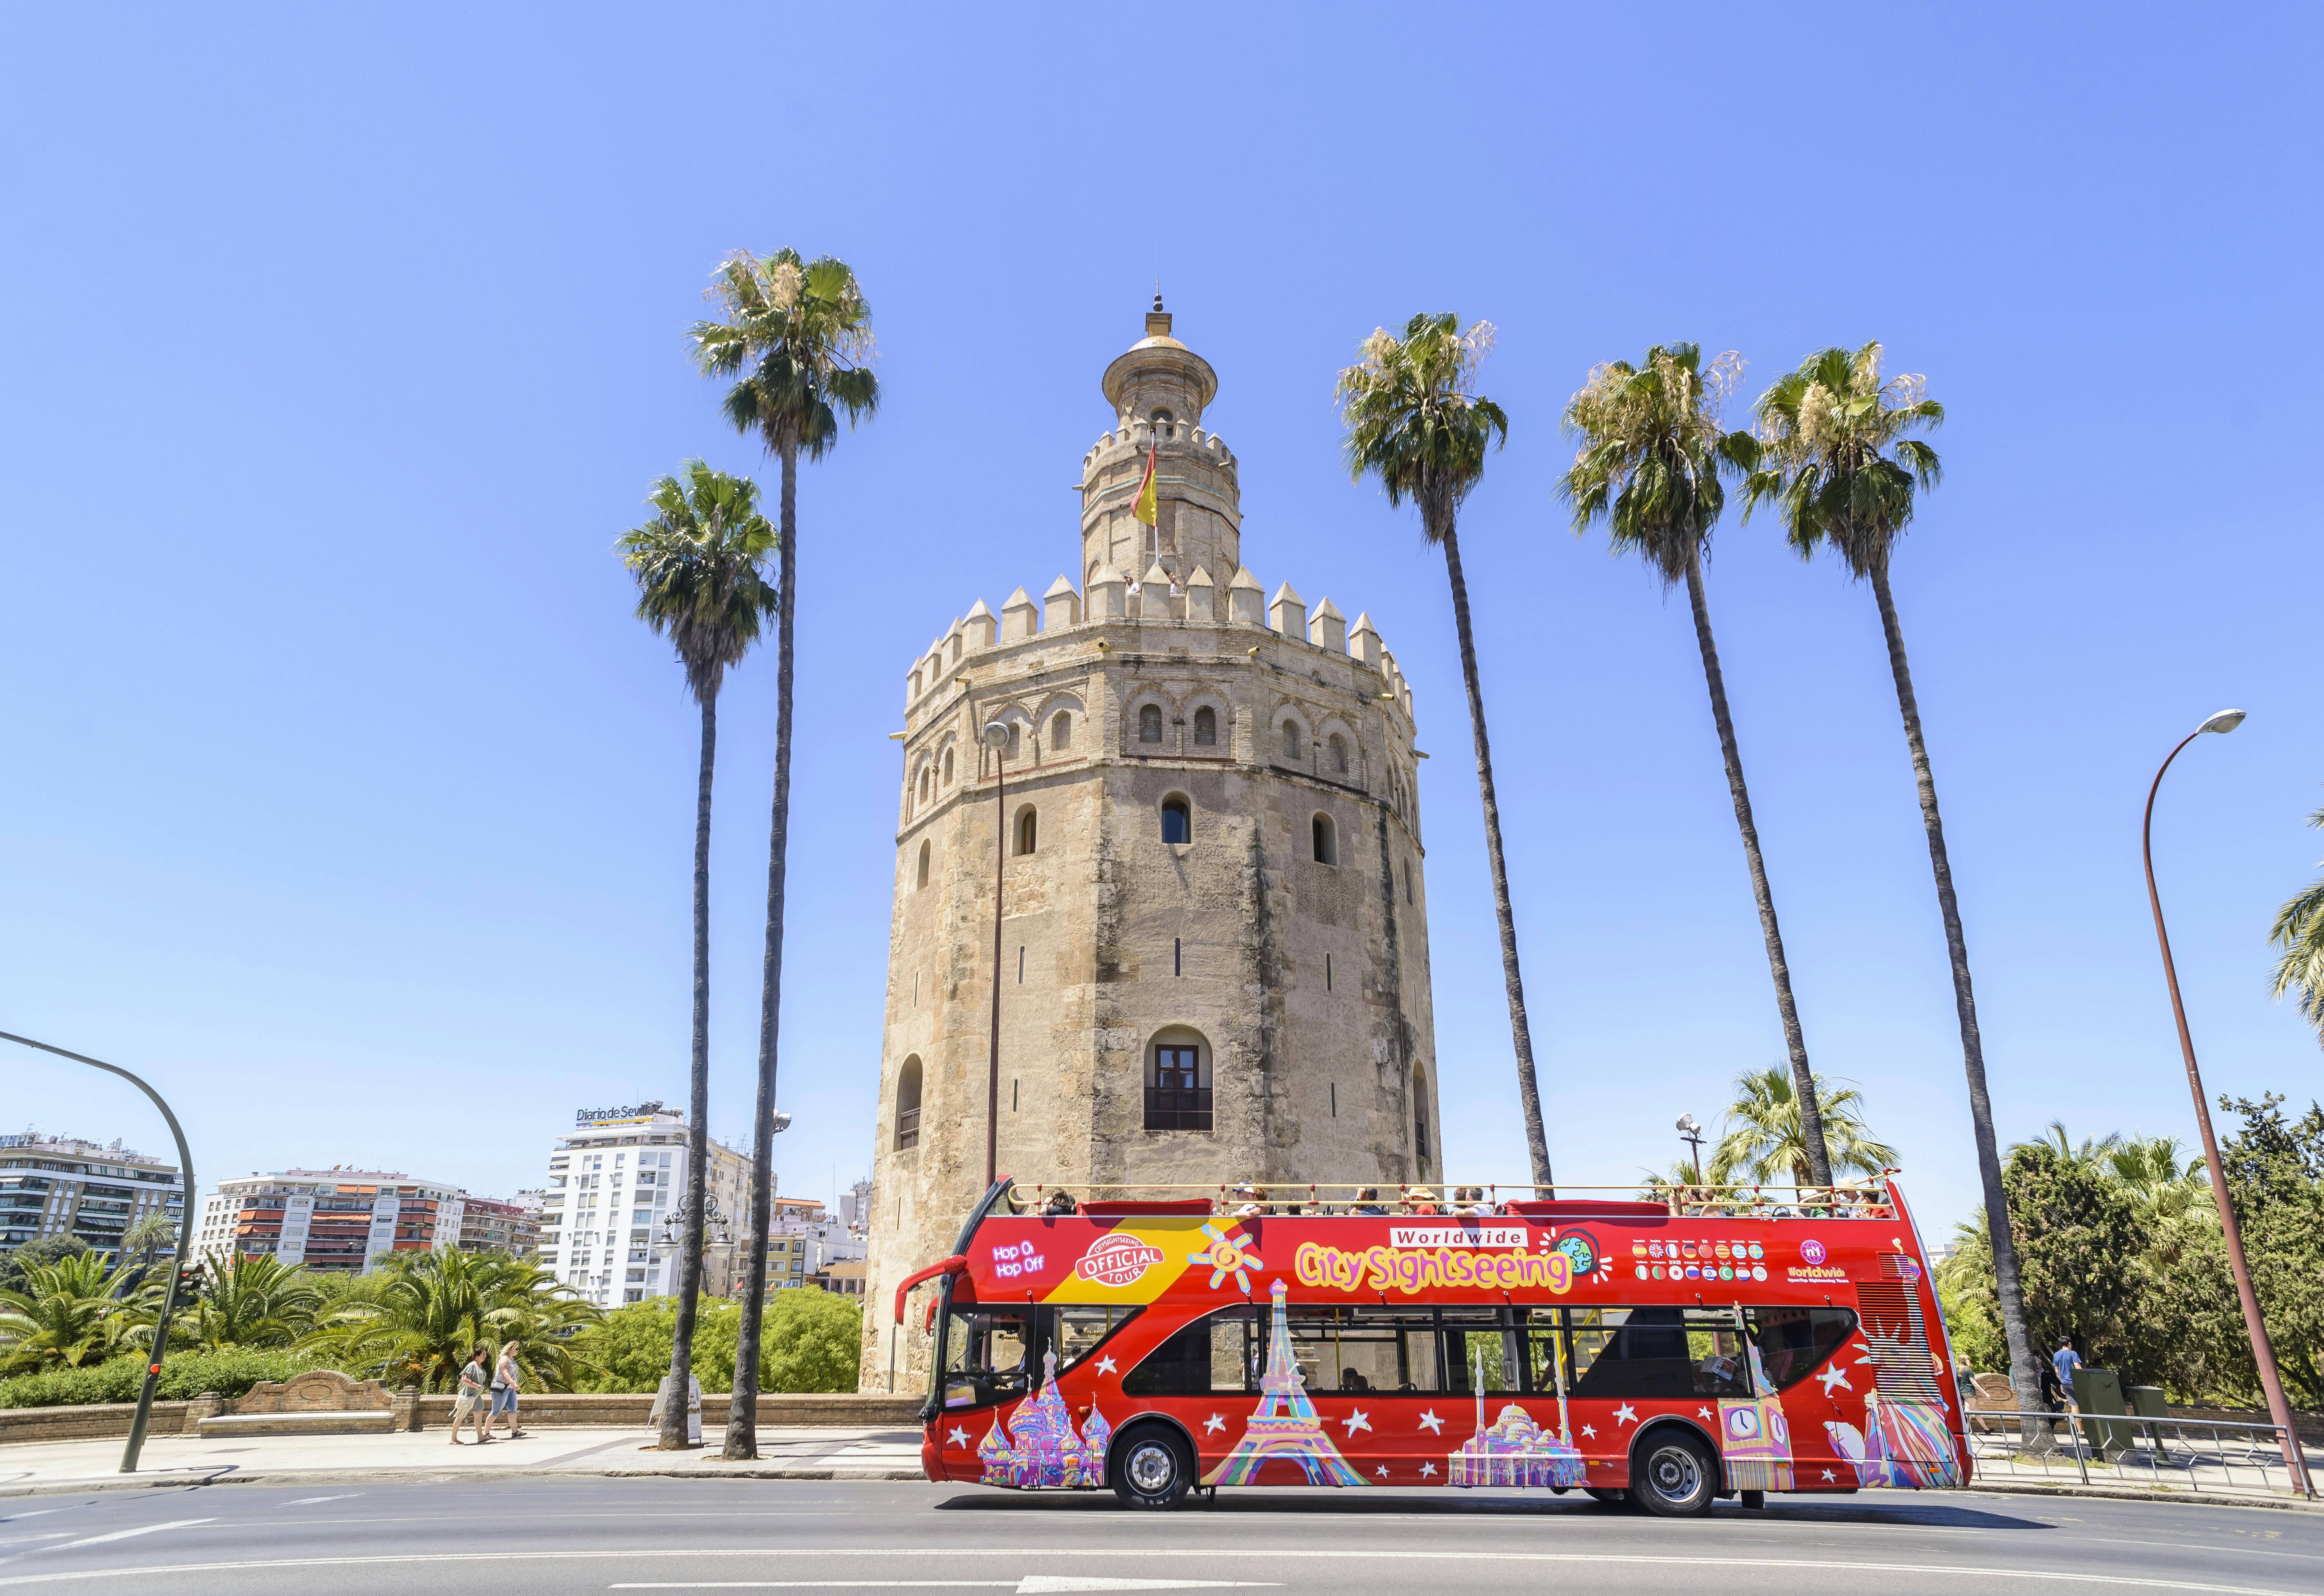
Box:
[992, 1177, 1901, 1218]
[1963, 1407, 2319, 1501]
[1141, 1087, 1213, 1132]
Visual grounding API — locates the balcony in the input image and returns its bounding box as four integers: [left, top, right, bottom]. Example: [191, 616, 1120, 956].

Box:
[1143, 1086, 1213, 1132]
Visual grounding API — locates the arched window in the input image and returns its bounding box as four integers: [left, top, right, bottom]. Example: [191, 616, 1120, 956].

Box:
[1145, 1027, 1211, 1131]
[1404, 860, 1414, 904]
[1311, 813, 1336, 866]
[942, 747, 954, 785]
[1161, 796, 1191, 845]
[1015, 806, 1037, 856]
[1192, 706, 1217, 747]
[1281, 720, 1302, 761]
[1329, 734, 1349, 774]
[1051, 711, 1072, 752]
[1412, 1065, 1431, 1164]
[895, 1056, 923, 1151]
[1138, 704, 1164, 744]
[916, 768, 929, 804]
[916, 840, 931, 889]
[1006, 722, 1022, 760]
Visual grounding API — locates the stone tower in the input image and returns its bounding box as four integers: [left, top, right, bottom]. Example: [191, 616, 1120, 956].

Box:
[858, 303, 1442, 1390]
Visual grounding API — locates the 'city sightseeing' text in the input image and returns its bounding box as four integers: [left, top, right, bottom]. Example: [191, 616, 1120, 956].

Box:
[1293, 1241, 1573, 1295]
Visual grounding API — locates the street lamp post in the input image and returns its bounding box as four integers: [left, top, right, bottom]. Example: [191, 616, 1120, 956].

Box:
[0, 1031, 195, 1474]
[1676, 1113, 1706, 1185]
[2141, 709, 2311, 1495]
[981, 719, 1011, 1188]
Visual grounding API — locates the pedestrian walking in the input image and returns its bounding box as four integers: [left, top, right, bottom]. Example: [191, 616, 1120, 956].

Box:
[449, 1341, 494, 1445]
[490, 1338, 525, 1438]
[2051, 1336, 2084, 1409]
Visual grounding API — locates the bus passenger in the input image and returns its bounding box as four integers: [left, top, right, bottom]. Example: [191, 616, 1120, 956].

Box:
[1349, 1186, 1388, 1216]
[1043, 1189, 1078, 1217]
[1402, 1185, 1441, 1217]
[1229, 1182, 1267, 1218]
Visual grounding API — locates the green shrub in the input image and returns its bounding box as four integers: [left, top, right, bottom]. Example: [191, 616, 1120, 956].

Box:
[573, 1289, 861, 1394]
[0, 1347, 338, 1409]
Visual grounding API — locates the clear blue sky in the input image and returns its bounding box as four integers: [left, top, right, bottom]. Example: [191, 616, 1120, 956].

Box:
[5, 5, 2319, 1234]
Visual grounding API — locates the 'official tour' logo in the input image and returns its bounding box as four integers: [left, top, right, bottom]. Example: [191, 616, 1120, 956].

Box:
[1073, 1233, 1165, 1288]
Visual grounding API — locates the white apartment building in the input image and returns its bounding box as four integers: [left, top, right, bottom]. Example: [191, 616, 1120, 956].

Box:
[194, 1168, 465, 1273]
[537, 1101, 751, 1308]
[0, 1133, 183, 1261]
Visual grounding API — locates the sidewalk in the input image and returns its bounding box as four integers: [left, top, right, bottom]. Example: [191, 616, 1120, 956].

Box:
[0, 1424, 927, 1497]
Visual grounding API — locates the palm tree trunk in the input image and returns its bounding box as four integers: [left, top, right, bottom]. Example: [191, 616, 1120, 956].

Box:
[659, 692, 717, 1450]
[1869, 559, 2043, 1431]
[1684, 549, 1831, 1190]
[1436, 517, 1552, 1192]
[727, 442, 799, 1456]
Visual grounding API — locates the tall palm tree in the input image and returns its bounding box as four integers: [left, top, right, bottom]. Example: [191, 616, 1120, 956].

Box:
[619, 459, 778, 1447]
[303, 1248, 598, 1392]
[689, 249, 877, 1458]
[1707, 1065, 1897, 1187]
[1561, 344, 1833, 1189]
[2267, 807, 2324, 1042]
[1743, 341, 2044, 1423]
[1338, 314, 1550, 1191]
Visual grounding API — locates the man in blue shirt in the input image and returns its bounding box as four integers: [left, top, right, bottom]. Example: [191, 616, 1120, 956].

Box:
[2051, 1338, 2083, 1409]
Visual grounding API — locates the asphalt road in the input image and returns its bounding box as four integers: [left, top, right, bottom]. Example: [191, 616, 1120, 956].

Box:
[1, 1480, 2318, 1596]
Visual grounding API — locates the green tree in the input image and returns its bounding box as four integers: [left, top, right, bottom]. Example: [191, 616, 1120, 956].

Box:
[690, 250, 879, 1452]
[188, 1252, 326, 1351]
[618, 459, 778, 1445]
[1998, 1138, 2157, 1386]
[2268, 808, 2324, 1044]
[1744, 342, 2045, 1424]
[0, 1253, 156, 1373]
[574, 1289, 861, 1395]
[2211, 1094, 2324, 1408]
[120, 1213, 176, 1272]
[1706, 1066, 1896, 1188]
[0, 1235, 87, 1296]
[302, 1248, 599, 1393]
[1338, 313, 1545, 1190]
[1935, 1212, 2006, 1377]
[1562, 345, 1832, 1188]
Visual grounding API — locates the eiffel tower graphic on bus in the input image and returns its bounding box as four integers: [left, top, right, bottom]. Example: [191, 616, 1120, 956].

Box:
[1202, 1279, 1369, 1487]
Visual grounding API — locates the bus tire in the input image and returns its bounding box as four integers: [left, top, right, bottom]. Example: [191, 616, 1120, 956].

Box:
[1630, 1428, 1718, 1518]
[1110, 1424, 1194, 1510]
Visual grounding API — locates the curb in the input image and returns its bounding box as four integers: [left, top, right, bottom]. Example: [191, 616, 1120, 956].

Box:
[1965, 1482, 2322, 1514]
[0, 1465, 929, 1499]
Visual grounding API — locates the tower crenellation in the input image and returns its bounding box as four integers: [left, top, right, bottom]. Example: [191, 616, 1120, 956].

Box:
[863, 303, 1441, 1392]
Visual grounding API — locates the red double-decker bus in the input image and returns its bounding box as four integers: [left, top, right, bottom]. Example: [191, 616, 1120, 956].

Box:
[893, 1177, 1967, 1516]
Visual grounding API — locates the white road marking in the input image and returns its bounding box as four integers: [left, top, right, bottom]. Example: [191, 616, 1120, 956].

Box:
[0, 1548, 2307, 1595]
[608, 1585, 1276, 1593]
[284, 1495, 365, 1506]
[1018, 1582, 1277, 1592]
[43, 1520, 216, 1553]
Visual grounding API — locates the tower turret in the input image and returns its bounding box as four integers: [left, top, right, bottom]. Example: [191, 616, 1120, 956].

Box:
[1080, 298, 1241, 587]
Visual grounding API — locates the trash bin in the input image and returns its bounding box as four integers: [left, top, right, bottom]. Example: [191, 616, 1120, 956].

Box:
[2073, 1367, 2135, 1456]
[2127, 1385, 2169, 1450]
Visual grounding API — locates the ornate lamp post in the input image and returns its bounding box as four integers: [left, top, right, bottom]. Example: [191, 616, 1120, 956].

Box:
[981, 718, 1012, 1187]
[0, 1031, 194, 1474]
[2142, 708, 2310, 1495]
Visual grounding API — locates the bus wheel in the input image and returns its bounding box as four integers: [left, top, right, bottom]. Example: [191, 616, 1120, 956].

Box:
[1631, 1431, 1717, 1519]
[1110, 1425, 1194, 1510]
[1582, 1487, 1627, 1508]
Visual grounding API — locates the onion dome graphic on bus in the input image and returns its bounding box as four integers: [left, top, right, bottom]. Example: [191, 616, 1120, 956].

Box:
[1188, 1221, 1265, 1291]
[1202, 1280, 1369, 1488]
[1443, 1341, 1585, 1489]
[975, 1350, 1112, 1489]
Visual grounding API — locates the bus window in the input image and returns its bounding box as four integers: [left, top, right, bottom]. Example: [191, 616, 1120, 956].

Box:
[1744, 1305, 1858, 1390]
[1285, 1305, 1437, 1394]
[1561, 1307, 1752, 1401]
[1124, 1306, 1255, 1396]
[943, 1307, 1033, 1409]
[1440, 1309, 1523, 1395]
[1053, 1305, 1141, 1371]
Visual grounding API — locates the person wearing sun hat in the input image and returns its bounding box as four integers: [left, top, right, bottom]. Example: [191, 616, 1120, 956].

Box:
[1402, 1185, 1441, 1216]
[1228, 1181, 1267, 1218]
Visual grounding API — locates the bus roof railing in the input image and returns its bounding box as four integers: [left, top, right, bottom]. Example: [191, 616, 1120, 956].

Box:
[988, 1175, 1903, 1221]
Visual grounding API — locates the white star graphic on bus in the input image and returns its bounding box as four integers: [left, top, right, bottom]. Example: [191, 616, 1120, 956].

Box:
[1698, 1406, 1714, 1420]
[1817, 1365, 1852, 1395]
[1419, 1462, 1438, 1477]
[1375, 1465, 1391, 1479]
[1580, 1424, 1596, 1439]
[1821, 1468, 1837, 1482]
[1613, 1403, 1639, 1427]
[948, 1427, 968, 1447]
[1203, 1413, 1226, 1436]
[1416, 1409, 1445, 1434]
[1342, 1408, 1371, 1436]
[1094, 1355, 1117, 1375]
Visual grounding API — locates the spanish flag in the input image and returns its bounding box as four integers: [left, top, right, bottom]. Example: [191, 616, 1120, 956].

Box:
[1130, 443, 1158, 526]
